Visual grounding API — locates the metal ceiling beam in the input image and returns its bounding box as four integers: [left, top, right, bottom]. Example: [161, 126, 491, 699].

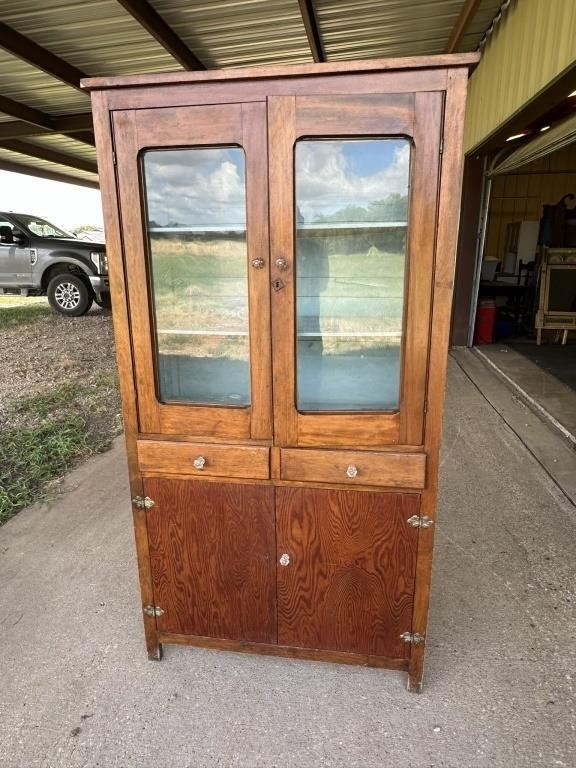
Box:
[0, 139, 97, 175]
[298, 0, 325, 63]
[0, 93, 53, 129]
[0, 103, 95, 145]
[0, 21, 87, 92]
[0, 159, 98, 189]
[446, 0, 482, 53]
[116, 0, 205, 70]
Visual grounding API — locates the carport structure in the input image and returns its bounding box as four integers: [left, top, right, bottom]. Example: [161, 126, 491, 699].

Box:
[0, 0, 502, 189]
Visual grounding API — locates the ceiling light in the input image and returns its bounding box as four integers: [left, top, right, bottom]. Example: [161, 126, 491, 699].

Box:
[540, 125, 551, 132]
[506, 133, 526, 141]
[569, 90, 576, 97]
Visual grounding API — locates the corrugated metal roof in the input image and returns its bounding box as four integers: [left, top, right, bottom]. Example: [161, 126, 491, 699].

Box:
[151, 0, 313, 67]
[1, 0, 182, 76]
[0, 0, 500, 185]
[315, 0, 465, 59]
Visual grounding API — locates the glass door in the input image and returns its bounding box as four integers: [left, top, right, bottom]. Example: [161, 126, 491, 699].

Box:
[113, 103, 272, 440]
[269, 93, 444, 448]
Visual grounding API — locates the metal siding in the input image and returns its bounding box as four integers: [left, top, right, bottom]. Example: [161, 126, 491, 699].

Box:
[464, 0, 576, 152]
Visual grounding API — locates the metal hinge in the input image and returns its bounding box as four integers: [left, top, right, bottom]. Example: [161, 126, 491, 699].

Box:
[143, 605, 164, 617]
[439, 138, 444, 155]
[400, 631, 425, 646]
[407, 514, 435, 529]
[424, 399, 428, 415]
[132, 495, 155, 509]
[112, 151, 117, 166]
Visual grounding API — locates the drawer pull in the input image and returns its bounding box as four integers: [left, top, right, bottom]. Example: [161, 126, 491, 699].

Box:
[193, 456, 206, 470]
[279, 553, 290, 567]
[346, 464, 358, 478]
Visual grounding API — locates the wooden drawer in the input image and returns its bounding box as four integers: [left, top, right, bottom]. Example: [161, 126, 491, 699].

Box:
[137, 440, 270, 480]
[280, 448, 426, 489]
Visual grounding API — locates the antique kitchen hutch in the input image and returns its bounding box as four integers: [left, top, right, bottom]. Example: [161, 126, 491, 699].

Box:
[84, 53, 477, 691]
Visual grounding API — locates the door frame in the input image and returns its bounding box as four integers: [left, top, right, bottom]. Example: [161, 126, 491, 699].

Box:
[112, 101, 273, 441]
[268, 91, 444, 448]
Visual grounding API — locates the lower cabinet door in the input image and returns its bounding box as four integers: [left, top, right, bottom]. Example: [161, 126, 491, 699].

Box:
[276, 487, 419, 659]
[144, 478, 277, 643]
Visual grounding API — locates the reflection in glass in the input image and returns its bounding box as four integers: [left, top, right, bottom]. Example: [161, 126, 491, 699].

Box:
[142, 147, 250, 405]
[295, 139, 410, 411]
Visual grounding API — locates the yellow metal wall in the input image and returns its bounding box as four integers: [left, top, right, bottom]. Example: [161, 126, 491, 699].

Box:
[464, 0, 576, 153]
[485, 143, 576, 260]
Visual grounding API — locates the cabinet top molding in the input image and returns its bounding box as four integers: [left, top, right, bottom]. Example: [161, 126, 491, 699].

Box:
[81, 53, 480, 92]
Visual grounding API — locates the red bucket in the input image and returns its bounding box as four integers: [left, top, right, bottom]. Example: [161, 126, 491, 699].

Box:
[474, 299, 496, 344]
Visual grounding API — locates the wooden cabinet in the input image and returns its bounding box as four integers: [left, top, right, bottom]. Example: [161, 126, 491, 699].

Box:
[84, 53, 476, 691]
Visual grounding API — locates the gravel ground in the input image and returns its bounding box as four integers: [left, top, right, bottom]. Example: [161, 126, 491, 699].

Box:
[0, 303, 118, 419]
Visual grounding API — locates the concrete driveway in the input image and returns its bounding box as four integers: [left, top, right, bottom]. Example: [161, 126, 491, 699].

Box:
[1, 359, 575, 768]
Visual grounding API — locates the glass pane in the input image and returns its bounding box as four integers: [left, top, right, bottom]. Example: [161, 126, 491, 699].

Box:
[142, 147, 250, 406]
[295, 139, 410, 411]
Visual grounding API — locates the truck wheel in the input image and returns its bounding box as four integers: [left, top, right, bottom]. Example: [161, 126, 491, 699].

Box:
[47, 273, 93, 316]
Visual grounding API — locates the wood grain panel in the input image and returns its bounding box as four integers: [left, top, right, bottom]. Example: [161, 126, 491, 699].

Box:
[280, 448, 426, 489]
[297, 412, 399, 447]
[144, 478, 276, 643]
[134, 104, 242, 145]
[276, 487, 419, 658]
[137, 439, 269, 479]
[295, 94, 413, 135]
[158, 632, 409, 670]
[83, 53, 476, 91]
[103, 70, 448, 114]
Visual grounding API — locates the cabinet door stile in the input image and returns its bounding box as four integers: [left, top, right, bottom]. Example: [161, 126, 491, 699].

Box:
[268, 96, 299, 445]
[242, 102, 274, 440]
[398, 91, 444, 445]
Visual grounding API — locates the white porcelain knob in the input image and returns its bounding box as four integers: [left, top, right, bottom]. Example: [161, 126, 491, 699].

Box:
[193, 456, 206, 470]
[346, 464, 358, 478]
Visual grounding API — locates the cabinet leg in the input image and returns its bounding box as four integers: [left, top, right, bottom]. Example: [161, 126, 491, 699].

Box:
[147, 640, 163, 661]
[407, 670, 423, 693]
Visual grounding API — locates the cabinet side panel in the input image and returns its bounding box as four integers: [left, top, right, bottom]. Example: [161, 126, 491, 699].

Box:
[144, 479, 277, 644]
[90, 93, 160, 659]
[276, 487, 419, 658]
[408, 68, 470, 692]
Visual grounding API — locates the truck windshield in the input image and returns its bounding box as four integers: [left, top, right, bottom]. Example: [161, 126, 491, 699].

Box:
[15, 214, 73, 238]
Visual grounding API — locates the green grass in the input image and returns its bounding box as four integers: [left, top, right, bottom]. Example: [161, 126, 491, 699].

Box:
[0, 377, 121, 526]
[15, 382, 87, 419]
[0, 414, 92, 524]
[0, 303, 52, 329]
